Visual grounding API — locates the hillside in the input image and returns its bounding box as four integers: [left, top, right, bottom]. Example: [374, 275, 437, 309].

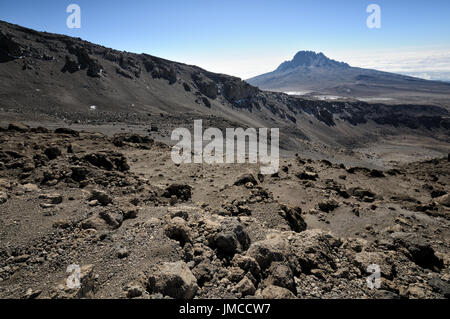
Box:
[0, 21, 449, 166]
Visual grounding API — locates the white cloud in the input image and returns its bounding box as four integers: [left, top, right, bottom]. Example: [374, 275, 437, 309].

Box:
[329, 47, 450, 81]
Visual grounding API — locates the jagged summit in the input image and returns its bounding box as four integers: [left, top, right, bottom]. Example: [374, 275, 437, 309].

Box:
[276, 51, 349, 71]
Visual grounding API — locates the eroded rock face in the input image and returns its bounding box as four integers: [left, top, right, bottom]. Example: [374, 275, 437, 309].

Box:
[192, 73, 218, 99]
[64, 45, 103, 78]
[223, 79, 258, 102]
[147, 261, 198, 299]
[152, 66, 177, 84]
[0, 32, 22, 62]
[392, 233, 444, 271]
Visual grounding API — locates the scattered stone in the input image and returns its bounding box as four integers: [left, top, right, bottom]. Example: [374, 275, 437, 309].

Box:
[234, 173, 258, 186]
[0, 191, 7, 204]
[163, 184, 192, 201]
[22, 183, 39, 193]
[117, 248, 129, 259]
[126, 285, 144, 298]
[44, 147, 62, 160]
[370, 169, 385, 178]
[318, 199, 339, 213]
[296, 171, 318, 181]
[39, 193, 63, 204]
[99, 210, 124, 229]
[22, 288, 42, 299]
[89, 189, 112, 206]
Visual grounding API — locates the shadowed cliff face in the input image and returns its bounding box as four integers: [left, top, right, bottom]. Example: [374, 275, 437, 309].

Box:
[0, 20, 449, 156]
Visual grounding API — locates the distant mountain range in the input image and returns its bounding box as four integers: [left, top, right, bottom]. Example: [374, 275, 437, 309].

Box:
[247, 51, 450, 106]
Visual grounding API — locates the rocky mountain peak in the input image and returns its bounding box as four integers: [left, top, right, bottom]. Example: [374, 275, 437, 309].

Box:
[276, 50, 350, 72]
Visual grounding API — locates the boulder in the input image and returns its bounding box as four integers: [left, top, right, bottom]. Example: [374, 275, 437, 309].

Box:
[81, 215, 108, 231]
[83, 152, 130, 172]
[99, 210, 124, 229]
[147, 261, 198, 299]
[353, 251, 396, 280]
[44, 147, 62, 160]
[256, 285, 296, 299]
[8, 122, 29, 132]
[279, 205, 307, 232]
[54, 128, 80, 137]
[246, 234, 289, 271]
[435, 194, 450, 207]
[164, 217, 191, 246]
[89, 189, 112, 206]
[318, 199, 339, 213]
[233, 276, 256, 297]
[210, 219, 250, 256]
[231, 255, 261, 282]
[163, 184, 192, 201]
[234, 173, 258, 186]
[265, 262, 296, 293]
[296, 171, 318, 181]
[0, 191, 7, 205]
[39, 193, 63, 205]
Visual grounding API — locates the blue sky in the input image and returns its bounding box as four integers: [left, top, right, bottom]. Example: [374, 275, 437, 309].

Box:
[1, 0, 449, 79]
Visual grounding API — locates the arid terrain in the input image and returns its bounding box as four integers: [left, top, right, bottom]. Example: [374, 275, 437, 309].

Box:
[0, 20, 449, 299]
[0, 123, 449, 299]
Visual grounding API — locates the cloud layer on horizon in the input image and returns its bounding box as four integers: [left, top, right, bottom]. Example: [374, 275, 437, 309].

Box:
[331, 48, 450, 82]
